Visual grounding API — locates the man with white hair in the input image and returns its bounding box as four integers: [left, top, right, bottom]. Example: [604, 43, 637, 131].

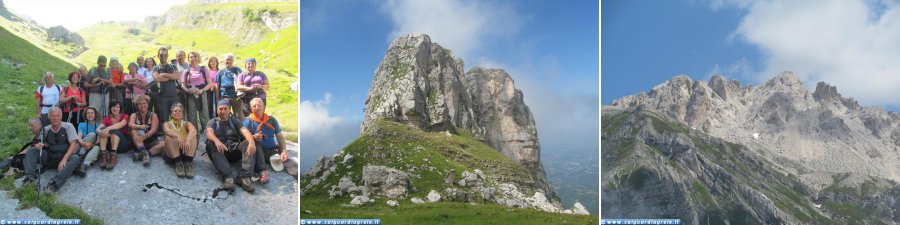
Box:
[22, 107, 81, 193]
[216, 53, 244, 118]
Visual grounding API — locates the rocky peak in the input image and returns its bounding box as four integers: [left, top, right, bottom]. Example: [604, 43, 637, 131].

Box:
[708, 74, 742, 100]
[362, 33, 556, 202]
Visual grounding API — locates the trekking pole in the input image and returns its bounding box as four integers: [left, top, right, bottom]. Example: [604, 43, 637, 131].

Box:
[37, 125, 45, 196]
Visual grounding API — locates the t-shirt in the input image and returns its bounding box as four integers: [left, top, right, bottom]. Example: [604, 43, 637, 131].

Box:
[60, 86, 85, 113]
[124, 73, 146, 98]
[102, 113, 130, 134]
[243, 115, 280, 149]
[207, 69, 218, 90]
[85, 67, 110, 93]
[153, 64, 179, 97]
[169, 119, 189, 139]
[111, 69, 124, 85]
[138, 67, 154, 83]
[78, 121, 100, 136]
[35, 84, 61, 114]
[181, 66, 211, 88]
[237, 71, 268, 99]
[206, 117, 244, 142]
[217, 67, 242, 98]
[41, 122, 77, 154]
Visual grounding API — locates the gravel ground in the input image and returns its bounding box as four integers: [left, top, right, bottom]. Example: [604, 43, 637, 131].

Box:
[8, 138, 298, 225]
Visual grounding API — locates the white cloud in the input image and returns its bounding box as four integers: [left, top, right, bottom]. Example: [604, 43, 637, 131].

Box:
[5, 0, 189, 31]
[379, 0, 522, 61]
[299, 93, 344, 138]
[726, 0, 900, 107]
[298, 93, 361, 172]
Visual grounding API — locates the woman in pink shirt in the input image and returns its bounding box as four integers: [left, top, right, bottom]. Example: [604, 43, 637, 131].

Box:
[180, 51, 214, 130]
[206, 56, 220, 119]
[123, 62, 147, 115]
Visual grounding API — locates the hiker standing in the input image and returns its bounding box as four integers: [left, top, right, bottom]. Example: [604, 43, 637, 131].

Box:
[216, 53, 244, 119]
[152, 48, 182, 131]
[59, 71, 87, 125]
[85, 56, 112, 118]
[142, 57, 158, 113]
[235, 58, 269, 116]
[35, 72, 62, 127]
[163, 103, 197, 178]
[109, 57, 127, 114]
[205, 100, 259, 192]
[180, 51, 212, 131]
[206, 56, 220, 120]
[123, 62, 147, 115]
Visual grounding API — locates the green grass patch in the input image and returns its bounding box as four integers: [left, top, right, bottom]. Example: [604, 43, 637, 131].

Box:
[0, 176, 103, 224]
[301, 120, 581, 223]
[692, 181, 715, 206]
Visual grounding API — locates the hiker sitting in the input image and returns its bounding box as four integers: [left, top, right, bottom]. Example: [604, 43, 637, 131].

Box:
[36, 72, 62, 127]
[163, 103, 198, 178]
[74, 107, 101, 177]
[22, 107, 81, 194]
[244, 98, 287, 184]
[0, 118, 44, 177]
[205, 100, 260, 192]
[97, 101, 131, 170]
[129, 94, 164, 166]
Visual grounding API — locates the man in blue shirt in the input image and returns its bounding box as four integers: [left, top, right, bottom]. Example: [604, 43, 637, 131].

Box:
[243, 98, 286, 184]
[216, 53, 243, 119]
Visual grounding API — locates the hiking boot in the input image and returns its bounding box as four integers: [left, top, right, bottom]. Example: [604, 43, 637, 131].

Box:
[223, 177, 235, 190]
[133, 151, 142, 162]
[175, 161, 185, 178]
[107, 153, 118, 169]
[45, 181, 59, 195]
[141, 151, 151, 166]
[99, 151, 108, 169]
[74, 165, 87, 178]
[236, 177, 255, 193]
[184, 161, 194, 178]
[21, 175, 37, 186]
[259, 170, 269, 184]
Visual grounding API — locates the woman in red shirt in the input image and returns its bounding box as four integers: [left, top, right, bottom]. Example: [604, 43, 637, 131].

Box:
[59, 71, 87, 125]
[97, 101, 130, 170]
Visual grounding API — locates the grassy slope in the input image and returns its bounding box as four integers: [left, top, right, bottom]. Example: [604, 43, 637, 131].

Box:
[301, 120, 597, 224]
[0, 26, 76, 158]
[75, 2, 298, 141]
[0, 7, 80, 64]
[0, 26, 101, 224]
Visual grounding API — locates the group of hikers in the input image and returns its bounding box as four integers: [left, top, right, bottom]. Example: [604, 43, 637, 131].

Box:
[0, 47, 294, 194]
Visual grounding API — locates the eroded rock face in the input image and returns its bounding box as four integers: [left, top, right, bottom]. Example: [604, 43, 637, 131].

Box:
[361, 33, 557, 203]
[362, 166, 410, 199]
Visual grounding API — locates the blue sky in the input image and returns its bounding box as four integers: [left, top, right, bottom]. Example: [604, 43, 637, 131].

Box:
[300, 0, 599, 171]
[603, 0, 900, 112]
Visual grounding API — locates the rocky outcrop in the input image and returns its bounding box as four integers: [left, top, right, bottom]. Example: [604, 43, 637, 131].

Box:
[362, 33, 556, 202]
[607, 72, 900, 223]
[362, 166, 410, 199]
[46, 26, 84, 45]
[143, 3, 295, 44]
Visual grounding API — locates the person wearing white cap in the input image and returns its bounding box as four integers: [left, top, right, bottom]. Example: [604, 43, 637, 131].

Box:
[205, 99, 260, 192]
